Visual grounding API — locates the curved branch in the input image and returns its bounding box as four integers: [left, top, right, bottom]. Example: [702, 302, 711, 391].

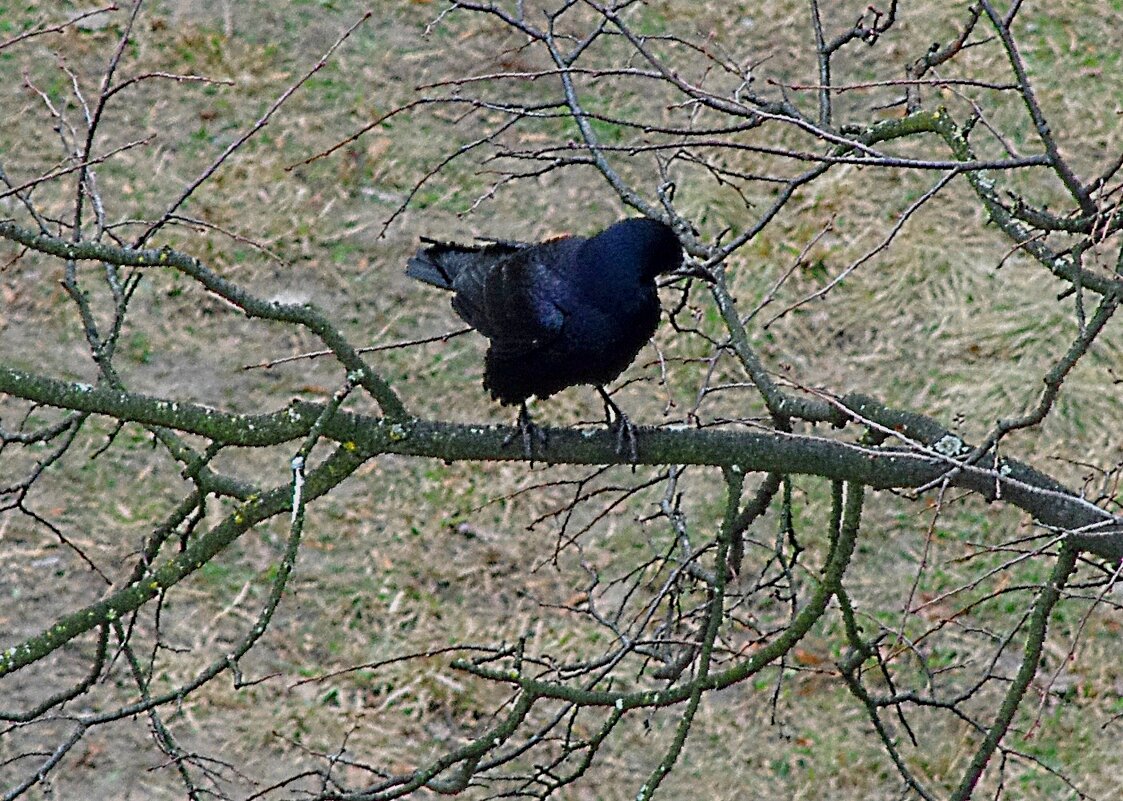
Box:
[0, 445, 366, 679]
[950, 545, 1080, 800]
[0, 220, 406, 418]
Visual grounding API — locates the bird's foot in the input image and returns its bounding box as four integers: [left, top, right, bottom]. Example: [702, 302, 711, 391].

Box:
[502, 402, 547, 461]
[612, 413, 639, 465]
[597, 387, 639, 464]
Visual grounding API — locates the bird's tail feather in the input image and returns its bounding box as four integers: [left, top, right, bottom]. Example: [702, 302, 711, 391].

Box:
[405, 253, 454, 289]
[406, 239, 522, 291]
[404, 237, 463, 289]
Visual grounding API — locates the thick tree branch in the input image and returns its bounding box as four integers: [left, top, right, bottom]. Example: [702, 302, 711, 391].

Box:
[2, 366, 1119, 560]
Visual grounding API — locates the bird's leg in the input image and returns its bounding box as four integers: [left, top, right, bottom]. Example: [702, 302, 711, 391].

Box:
[502, 401, 547, 461]
[596, 386, 639, 463]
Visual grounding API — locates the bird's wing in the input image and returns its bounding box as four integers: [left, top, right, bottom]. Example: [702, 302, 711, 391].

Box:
[468, 244, 575, 357]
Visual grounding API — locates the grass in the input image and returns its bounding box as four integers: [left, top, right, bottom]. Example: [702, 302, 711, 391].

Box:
[1, 0, 1122, 799]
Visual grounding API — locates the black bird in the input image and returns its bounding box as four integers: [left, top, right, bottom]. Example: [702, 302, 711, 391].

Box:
[406, 217, 683, 458]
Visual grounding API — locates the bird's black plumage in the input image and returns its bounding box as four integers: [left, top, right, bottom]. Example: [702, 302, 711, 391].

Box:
[406, 218, 682, 414]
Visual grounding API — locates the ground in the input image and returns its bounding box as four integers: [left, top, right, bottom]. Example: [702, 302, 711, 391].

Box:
[1, 1, 1122, 799]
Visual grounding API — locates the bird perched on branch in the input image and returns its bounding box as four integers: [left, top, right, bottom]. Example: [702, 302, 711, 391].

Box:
[406, 217, 683, 459]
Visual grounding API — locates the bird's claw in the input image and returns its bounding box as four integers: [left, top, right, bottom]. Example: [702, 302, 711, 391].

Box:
[598, 387, 639, 464]
[503, 403, 547, 461]
[611, 413, 639, 464]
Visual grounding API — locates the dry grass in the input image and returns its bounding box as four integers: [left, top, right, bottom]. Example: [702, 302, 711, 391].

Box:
[2, 1, 1122, 799]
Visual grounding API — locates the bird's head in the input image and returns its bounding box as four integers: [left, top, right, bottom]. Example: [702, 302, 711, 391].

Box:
[587, 218, 684, 282]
